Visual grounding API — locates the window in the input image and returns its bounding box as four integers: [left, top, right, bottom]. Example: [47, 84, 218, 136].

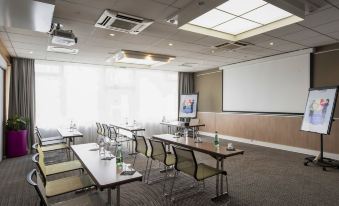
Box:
[35, 61, 178, 138]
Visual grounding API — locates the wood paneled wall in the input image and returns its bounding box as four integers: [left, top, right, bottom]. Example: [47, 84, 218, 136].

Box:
[198, 112, 339, 154]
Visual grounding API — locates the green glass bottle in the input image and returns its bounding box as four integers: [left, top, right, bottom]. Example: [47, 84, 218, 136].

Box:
[214, 131, 219, 147]
[116, 144, 123, 166]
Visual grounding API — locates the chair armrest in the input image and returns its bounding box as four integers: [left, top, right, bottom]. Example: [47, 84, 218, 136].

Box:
[26, 169, 37, 186]
[32, 153, 39, 163]
[32, 143, 38, 150]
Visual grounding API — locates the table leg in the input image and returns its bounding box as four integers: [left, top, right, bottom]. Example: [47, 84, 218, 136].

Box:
[221, 159, 224, 194]
[212, 157, 229, 201]
[216, 158, 219, 196]
[113, 186, 120, 206]
[107, 188, 112, 206]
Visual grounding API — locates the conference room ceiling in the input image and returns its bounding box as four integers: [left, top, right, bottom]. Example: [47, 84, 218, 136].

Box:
[0, 0, 339, 72]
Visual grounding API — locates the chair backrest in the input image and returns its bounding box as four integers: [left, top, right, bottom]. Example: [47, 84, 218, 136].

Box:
[172, 146, 197, 178]
[35, 127, 43, 145]
[108, 126, 119, 140]
[189, 118, 200, 126]
[26, 169, 49, 206]
[102, 124, 110, 137]
[149, 139, 166, 163]
[96, 122, 103, 135]
[135, 136, 148, 156]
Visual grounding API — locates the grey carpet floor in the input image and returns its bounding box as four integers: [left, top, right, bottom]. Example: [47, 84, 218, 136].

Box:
[1, 137, 339, 206]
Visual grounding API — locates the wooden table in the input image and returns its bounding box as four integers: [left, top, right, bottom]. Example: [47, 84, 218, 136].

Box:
[160, 121, 205, 142]
[71, 143, 143, 206]
[152, 134, 244, 201]
[109, 124, 145, 154]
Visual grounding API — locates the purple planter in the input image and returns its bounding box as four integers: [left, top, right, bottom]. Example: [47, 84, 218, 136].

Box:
[6, 130, 28, 158]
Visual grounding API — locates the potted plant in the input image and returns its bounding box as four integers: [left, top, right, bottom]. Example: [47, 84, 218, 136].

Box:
[5, 115, 30, 157]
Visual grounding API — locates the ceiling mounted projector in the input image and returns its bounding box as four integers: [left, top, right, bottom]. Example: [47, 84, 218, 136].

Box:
[49, 23, 78, 46]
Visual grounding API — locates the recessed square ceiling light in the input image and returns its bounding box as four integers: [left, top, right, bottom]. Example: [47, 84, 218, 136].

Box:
[106, 50, 175, 68]
[214, 18, 261, 35]
[179, 0, 304, 41]
[242, 4, 292, 24]
[190, 9, 235, 28]
[217, 0, 267, 16]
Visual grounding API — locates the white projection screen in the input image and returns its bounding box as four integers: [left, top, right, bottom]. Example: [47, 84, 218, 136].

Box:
[221, 49, 311, 113]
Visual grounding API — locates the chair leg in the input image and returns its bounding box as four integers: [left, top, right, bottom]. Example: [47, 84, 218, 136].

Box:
[225, 175, 229, 193]
[132, 154, 137, 167]
[144, 158, 150, 182]
[169, 171, 178, 201]
[162, 166, 168, 195]
[147, 159, 153, 183]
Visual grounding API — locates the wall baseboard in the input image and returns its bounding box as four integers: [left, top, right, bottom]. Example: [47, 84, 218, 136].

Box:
[200, 131, 339, 161]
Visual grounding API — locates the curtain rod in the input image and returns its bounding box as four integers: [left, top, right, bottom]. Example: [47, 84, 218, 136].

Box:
[196, 70, 221, 77]
[314, 48, 339, 55]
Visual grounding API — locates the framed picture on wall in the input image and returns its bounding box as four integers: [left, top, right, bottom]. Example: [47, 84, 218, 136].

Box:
[179, 93, 198, 118]
[301, 86, 338, 134]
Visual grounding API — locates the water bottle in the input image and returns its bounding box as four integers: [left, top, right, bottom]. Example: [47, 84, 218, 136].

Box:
[70, 120, 73, 132]
[133, 120, 137, 127]
[214, 131, 219, 147]
[99, 137, 105, 158]
[116, 144, 123, 166]
[184, 128, 188, 138]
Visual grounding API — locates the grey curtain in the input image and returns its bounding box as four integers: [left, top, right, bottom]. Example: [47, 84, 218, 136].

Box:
[9, 57, 35, 153]
[178, 72, 194, 95]
[178, 72, 194, 121]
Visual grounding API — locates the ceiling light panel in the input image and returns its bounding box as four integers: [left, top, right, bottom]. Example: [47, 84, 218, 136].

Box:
[182, 0, 304, 41]
[190, 9, 235, 28]
[214, 18, 261, 35]
[217, 0, 267, 16]
[242, 4, 292, 24]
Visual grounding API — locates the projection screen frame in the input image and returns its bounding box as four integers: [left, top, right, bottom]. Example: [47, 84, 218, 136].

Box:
[221, 49, 313, 115]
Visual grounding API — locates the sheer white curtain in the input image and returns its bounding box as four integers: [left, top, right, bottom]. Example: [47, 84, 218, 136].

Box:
[35, 60, 178, 142]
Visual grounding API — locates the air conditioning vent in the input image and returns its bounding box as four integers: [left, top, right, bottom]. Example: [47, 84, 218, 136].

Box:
[95, 10, 153, 35]
[116, 14, 143, 23]
[215, 41, 251, 50]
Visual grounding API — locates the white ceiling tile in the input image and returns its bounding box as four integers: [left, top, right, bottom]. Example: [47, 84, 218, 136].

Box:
[11, 41, 47, 50]
[171, 0, 194, 8]
[167, 30, 206, 44]
[313, 20, 339, 35]
[61, 0, 119, 9]
[8, 33, 48, 45]
[327, 31, 339, 39]
[280, 29, 320, 43]
[327, 0, 339, 6]
[53, 17, 95, 38]
[265, 24, 305, 37]
[196, 36, 230, 47]
[242, 34, 274, 44]
[1, 0, 338, 72]
[114, 0, 178, 20]
[4, 27, 47, 37]
[46, 52, 75, 61]
[141, 22, 177, 38]
[255, 38, 306, 52]
[54, 1, 103, 24]
[296, 35, 337, 47]
[15, 49, 46, 59]
[300, 7, 339, 28]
